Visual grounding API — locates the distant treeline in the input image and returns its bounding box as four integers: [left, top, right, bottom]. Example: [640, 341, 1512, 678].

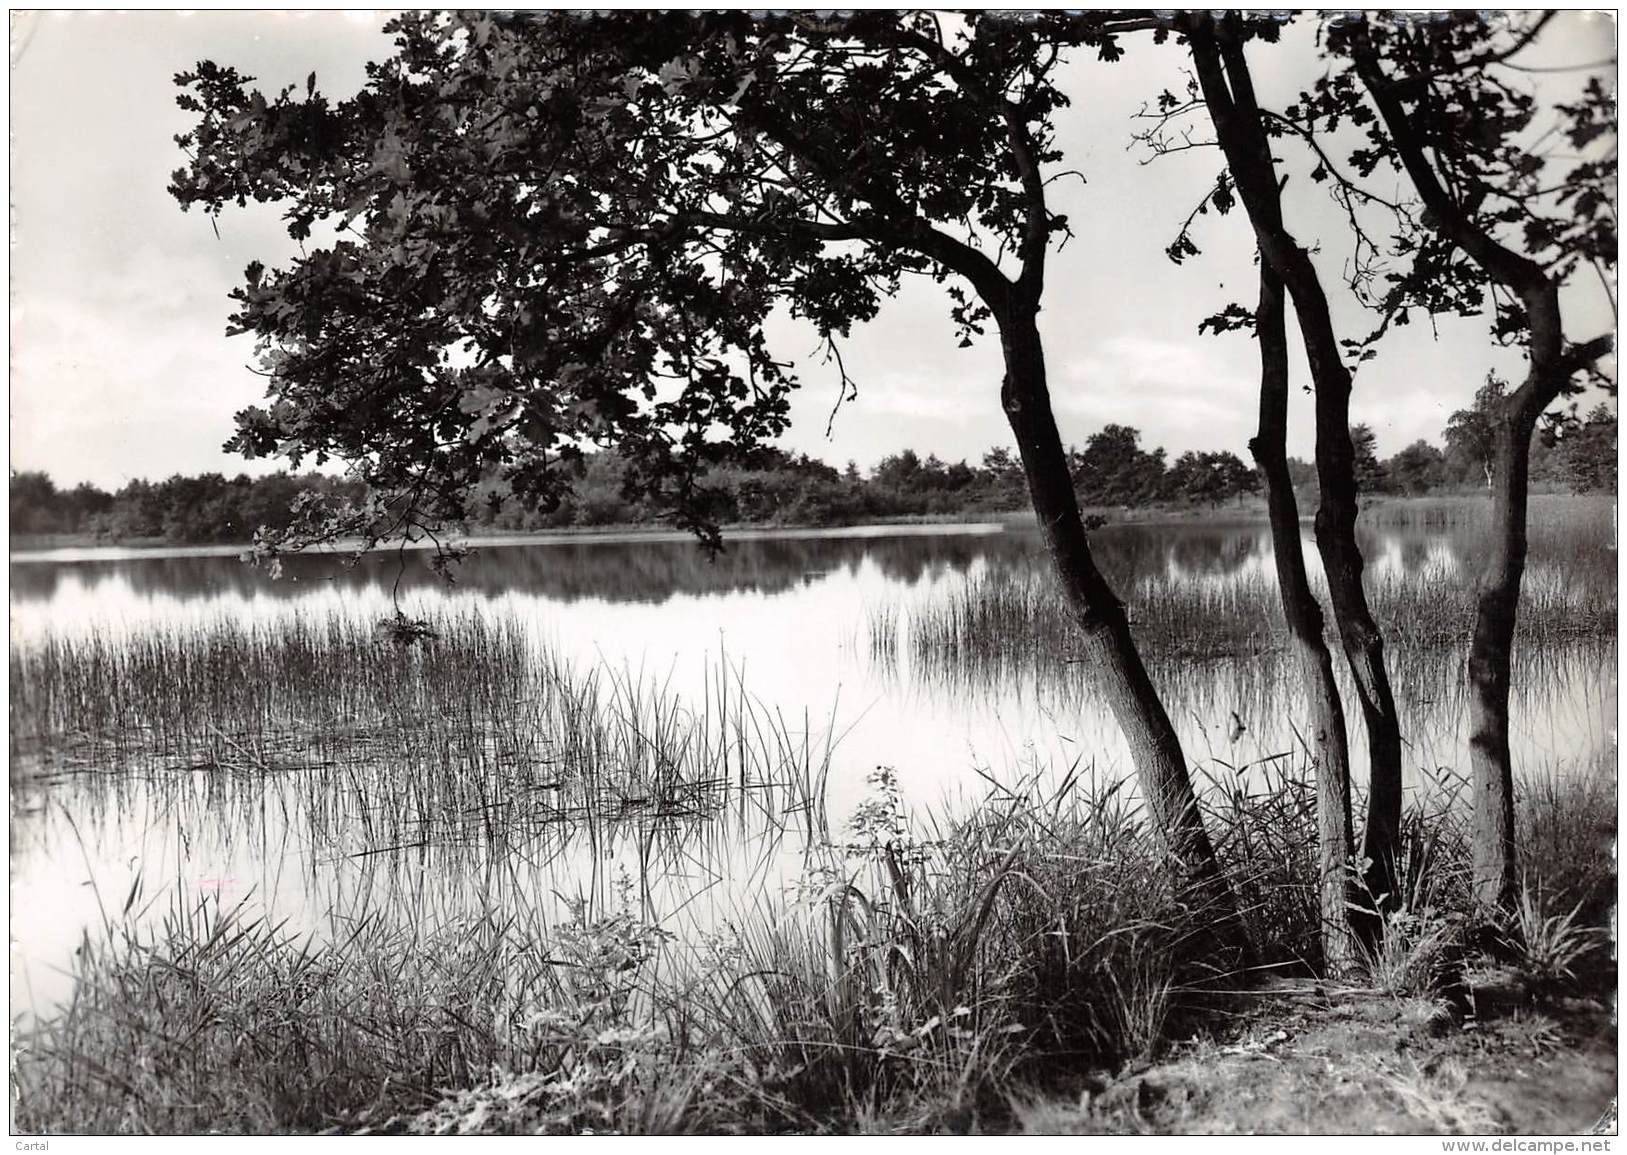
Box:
[9, 472, 368, 544]
[465, 441, 1268, 533]
[11, 406, 1615, 546]
[7, 443, 1257, 545]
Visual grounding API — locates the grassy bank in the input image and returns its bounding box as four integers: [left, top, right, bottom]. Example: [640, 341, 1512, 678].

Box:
[10, 611, 1616, 1134]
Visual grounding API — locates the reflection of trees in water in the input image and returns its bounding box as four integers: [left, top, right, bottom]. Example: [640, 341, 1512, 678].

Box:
[14, 517, 1612, 618]
[14, 515, 1606, 605]
[13, 533, 1037, 607]
[1156, 528, 1268, 581]
[13, 554, 290, 604]
[9, 565, 63, 601]
[965, 524, 1274, 588]
[1395, 534, 1435, 576]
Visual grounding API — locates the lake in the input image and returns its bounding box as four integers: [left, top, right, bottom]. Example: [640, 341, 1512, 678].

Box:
[10, 507, 1616, 1018]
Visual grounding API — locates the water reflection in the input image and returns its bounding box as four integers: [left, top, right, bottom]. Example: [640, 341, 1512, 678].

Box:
[13, 526, 1023, 606]
[14, 511, 1611, 610]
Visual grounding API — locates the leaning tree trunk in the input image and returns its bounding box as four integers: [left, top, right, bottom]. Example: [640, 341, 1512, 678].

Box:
[862, 30, 1245, 957]
[1189, 21, 1405, 922]
[1250, 263, 1357, 973]
[996, 306, 1243, 943]
[1466, 414, 1535, 912]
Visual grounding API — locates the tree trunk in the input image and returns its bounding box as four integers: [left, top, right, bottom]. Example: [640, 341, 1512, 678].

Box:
[1347, 24, 1615, 918]
[1249, 264, 1357, 973]
[1189, 20, 1406, 920]
[1304, 341, 1405, 920]
[1463, 363, 1603, 913]
[996, 306, 1243, 940]
[1467, 415, 1533, 911]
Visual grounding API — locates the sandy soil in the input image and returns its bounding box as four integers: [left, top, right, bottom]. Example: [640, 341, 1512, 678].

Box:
[1012, 982, 1616, 1136]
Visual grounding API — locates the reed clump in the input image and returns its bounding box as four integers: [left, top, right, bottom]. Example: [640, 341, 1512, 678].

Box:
[885, 494, 1615, 687]
[11, 611, 836, 868]
[895, 558, 1613, 674]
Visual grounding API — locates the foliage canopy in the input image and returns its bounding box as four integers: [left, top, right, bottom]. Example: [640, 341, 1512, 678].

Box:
[171, 10, 1146, 554]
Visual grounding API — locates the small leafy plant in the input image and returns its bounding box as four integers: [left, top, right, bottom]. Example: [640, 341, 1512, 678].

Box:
[1362, 905, 1465, 997]
[1503, 881, 1600, 998]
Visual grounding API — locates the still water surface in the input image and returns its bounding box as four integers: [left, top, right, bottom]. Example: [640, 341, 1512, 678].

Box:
[10, 519, 1615, 1016]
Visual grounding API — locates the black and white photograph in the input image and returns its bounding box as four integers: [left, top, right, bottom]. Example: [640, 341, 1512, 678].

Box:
[8, 8, 1619, 1139]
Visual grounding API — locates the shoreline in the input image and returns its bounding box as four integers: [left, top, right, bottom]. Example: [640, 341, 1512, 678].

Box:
[9, 514, 1032, 564]
[4, 501, 1261, 555]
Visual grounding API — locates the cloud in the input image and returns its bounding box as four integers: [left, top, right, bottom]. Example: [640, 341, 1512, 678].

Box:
[12, 261, 269, 485]
[847, 371, 986, 422]
[1061, 334, 1254, 398]
[1049, 334, 1259, 453]
[10, 13, 390, 486]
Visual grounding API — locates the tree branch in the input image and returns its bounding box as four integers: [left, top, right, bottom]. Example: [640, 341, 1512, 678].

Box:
[1446, 11, 1556, 74]
[1348, 18, 1559, 342]
[884, 24, 1051, 305]
[1557, 333, 1615, 379]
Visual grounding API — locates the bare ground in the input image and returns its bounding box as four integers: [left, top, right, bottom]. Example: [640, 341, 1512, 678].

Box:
[1010, 981, 1616, 1136]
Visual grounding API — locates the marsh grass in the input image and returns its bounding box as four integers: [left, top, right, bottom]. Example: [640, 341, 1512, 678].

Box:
[10, 612, 838, 880]
[892, 554, 1612, 682]
[14, 756, 1262, 1133]
[1196, 754, 1322, 969]
[1515, 762, 1618, 930]
[10, 591, 1617, 1134]
[1358, 492, 1615, 537]
[879, 494, 1615, 683]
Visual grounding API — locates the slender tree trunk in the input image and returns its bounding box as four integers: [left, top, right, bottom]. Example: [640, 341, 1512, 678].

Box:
[875, 31, 1245, 955]
[1304, 333, 1405, 918]
[1190, 19, 1406, 918]
[1249, 264, 1357, 972]
[1349, 28, 1615, 916]
[1466, 415, 1534, 911]
[996, 306, 1243, 940]
[1463, 364, 1604, 913]
[1456, 325, 1609, 921]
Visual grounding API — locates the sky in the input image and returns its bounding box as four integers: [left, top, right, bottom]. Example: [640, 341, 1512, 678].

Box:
[8, 10, 1617, 489]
